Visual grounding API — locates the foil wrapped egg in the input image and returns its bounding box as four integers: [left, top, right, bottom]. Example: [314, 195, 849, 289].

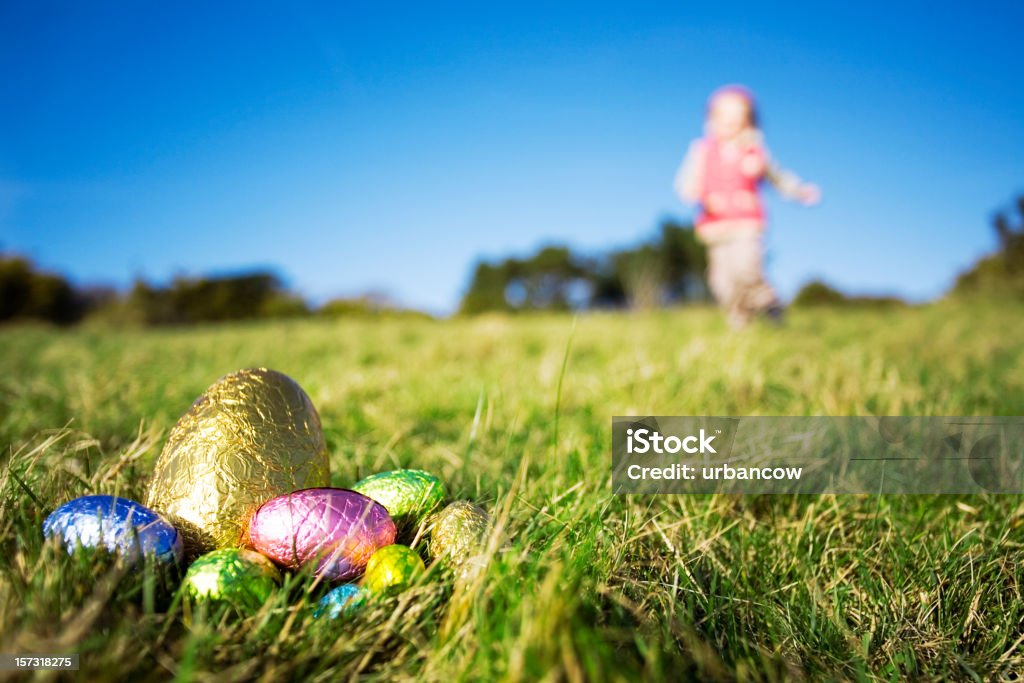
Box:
[248, 488, 396, 581]
[145, 368, 331, 555]
[182, 548, 280, 612]
[351, 469, 446, 532]
[427, 501, 490, 578]
[361, 545, 425, 596]
[42, 495, 183, 566]
[314, 583, 366, 619]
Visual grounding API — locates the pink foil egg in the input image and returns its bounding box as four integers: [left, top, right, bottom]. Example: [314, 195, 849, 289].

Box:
[248, 488, 396, 581]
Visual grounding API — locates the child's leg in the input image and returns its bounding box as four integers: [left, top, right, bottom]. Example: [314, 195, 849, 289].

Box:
[706, 241, 736, 311]
[704, 225, 772, 329]
[706, 239, 751, 329]
[732, 236, 778, 318]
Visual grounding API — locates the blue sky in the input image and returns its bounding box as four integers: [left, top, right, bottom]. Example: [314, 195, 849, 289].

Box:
[2, 2, 1022, 313]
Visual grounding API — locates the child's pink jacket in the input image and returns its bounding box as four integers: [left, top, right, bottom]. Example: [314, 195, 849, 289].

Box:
[674, 130, 806, 233]
[695, 136, 766, 227]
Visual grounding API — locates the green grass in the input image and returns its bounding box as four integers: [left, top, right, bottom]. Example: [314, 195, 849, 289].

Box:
[1, 302, 1023, 681]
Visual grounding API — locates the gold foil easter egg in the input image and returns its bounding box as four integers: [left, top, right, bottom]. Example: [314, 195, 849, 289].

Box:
[145, 368, 330, 556]
[427, 501, 490, 580]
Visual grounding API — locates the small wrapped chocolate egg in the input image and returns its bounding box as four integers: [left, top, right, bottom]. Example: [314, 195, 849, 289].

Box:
[145, 368, 331, 555]
[248, 488, 396, 581]
[351, 469, 446, 532]
[182, 548, 280, 612]
[42, 495, 183, 566]
[427, 501, 490, 578]
[361, 545, 425, 596]
[314, 583, 366, 619]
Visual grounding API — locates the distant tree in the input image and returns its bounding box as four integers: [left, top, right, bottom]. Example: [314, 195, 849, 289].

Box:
[793, 279, 905, 308]
[605, 221, 710, 309]
[170, 273, 282, 322]
[460, 245, 590, 313]
[458, 220, 708, 314]
[460, 262, 514, 314]
[952, 194, 1024, 298]
[792, 280, 848, 306]
[658, 220, 709, 302]
[509, 246, 590, 310]
[586, 258, 627, 309]
[117, 271, 301, 325]
[260, 293, 310, 319]
[0, 255, 83, 324]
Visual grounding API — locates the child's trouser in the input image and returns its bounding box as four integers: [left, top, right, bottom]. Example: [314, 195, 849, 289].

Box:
[703, 227, 778, 329]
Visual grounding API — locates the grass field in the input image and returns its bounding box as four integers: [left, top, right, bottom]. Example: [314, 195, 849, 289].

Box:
[2, 302, 1023, 681]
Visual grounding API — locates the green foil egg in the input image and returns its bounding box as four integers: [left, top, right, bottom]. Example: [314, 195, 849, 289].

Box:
[427, 501, 490, 579]
[182, 548, 280, 612]
[361, 545, 425, 596]
[351, 469, 446, 532]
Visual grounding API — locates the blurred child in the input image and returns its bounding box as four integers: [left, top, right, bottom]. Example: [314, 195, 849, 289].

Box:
[675, 85, 819, 329]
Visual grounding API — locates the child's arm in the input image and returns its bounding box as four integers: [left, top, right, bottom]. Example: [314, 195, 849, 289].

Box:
[764, 153, 820, 205]
[673, 139, 705, 204]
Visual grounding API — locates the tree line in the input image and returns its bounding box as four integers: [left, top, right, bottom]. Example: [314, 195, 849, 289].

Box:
[458, 217, 918, 313]
[6, 195, 1021, 327]
[0, 259, 424, 326]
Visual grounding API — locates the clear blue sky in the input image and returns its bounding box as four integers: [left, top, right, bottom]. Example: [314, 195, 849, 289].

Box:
[2, 2, 1022, 313]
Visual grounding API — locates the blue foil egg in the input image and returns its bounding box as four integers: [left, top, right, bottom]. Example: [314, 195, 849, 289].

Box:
[43, 495, 183, 565]
[314, 583, 366, 619]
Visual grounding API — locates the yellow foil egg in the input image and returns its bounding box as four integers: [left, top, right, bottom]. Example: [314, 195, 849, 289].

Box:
[145, 368, 330, 555]
[361, 545, 426, 596]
